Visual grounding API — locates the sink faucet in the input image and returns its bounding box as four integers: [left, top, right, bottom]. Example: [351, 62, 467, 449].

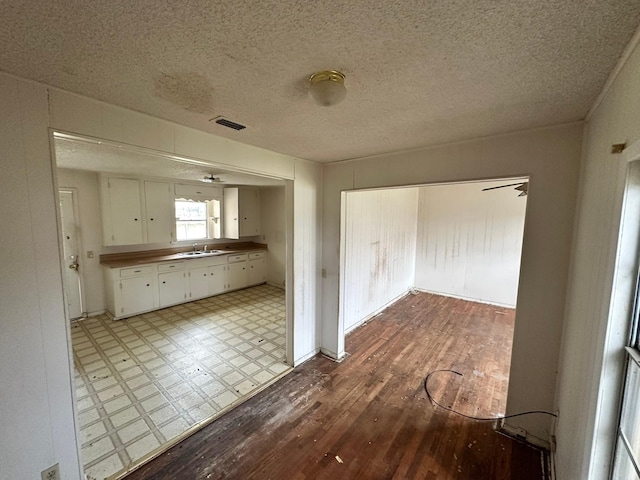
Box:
[203, 245, 208, 252]
[193, 243, 198, 252]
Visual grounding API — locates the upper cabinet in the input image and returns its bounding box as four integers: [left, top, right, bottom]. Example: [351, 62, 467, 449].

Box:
[100, 176, 174, 246]
[100, 175, 263, 246]
[223, 187, 261, 239]
[144, 180, 174, 244]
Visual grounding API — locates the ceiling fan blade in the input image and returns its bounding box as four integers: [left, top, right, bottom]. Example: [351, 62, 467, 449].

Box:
[482, 182, 524, 191]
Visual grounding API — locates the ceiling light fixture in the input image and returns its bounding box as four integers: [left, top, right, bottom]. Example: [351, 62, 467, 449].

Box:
[308, 70, 347, 107]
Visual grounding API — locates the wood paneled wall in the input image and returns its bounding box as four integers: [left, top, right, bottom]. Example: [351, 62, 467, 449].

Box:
[415, 181, 527, 307]
[342, 188, 418, 332]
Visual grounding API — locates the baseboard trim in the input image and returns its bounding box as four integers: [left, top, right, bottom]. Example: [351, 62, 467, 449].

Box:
[412, 288, 516, 309]
[320, 347, 345, 362]
[293, 348, 320, 366]
[344, 289, 411, 335]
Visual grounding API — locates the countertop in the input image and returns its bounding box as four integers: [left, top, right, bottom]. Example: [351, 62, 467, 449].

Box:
[100, 242, 267, 269]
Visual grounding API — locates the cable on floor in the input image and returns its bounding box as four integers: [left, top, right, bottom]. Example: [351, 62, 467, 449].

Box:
[424, 369, 558, 421]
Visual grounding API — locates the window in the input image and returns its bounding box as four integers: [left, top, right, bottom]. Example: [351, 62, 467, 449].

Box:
[175, 200, 207, 241]
[613, 268, 640, 479]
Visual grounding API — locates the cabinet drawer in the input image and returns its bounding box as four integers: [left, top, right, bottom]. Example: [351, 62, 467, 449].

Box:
[158, 262, 184, 272]
[227, 253, 248, 263]
[208, 256, 228, 267]
[120, 265, 155, 278]
[248, 251, 265, 259]
[175, 183, 220, 199]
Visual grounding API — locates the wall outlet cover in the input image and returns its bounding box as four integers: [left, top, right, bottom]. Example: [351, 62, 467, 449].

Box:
[41, 463, 60, 480]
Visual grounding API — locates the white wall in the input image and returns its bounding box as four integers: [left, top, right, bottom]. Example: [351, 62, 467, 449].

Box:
[56, 169, 106, 314]
[292, 160, 323, 364]
[322, 124, 582, 441]
[414, 181, 527, 307]
[555, 33, 640, 480]
[342, 188, 418, 332]
[0, 73, 321, 479]
[0, 77, 82, 479]
[260, 186, 286, 287]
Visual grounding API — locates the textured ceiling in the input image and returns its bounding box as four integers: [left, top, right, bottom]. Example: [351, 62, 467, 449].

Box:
[2, 1, 640, 163]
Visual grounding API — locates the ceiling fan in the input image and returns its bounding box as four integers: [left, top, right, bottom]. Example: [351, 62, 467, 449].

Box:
[200, 174, 225, 184]
[482, 181, 528, 197]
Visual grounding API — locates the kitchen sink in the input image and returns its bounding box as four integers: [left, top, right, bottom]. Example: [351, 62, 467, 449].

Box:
[179, 250, 224, 257]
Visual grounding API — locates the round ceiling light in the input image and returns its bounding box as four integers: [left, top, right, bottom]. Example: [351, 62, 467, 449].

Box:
[308, 70, 347, 107]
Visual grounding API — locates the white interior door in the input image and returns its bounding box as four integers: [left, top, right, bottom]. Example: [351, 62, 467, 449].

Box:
[59, 190, 84, 320]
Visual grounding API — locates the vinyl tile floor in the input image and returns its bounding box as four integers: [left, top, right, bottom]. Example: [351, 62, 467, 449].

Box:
[71, 284, 288, 480]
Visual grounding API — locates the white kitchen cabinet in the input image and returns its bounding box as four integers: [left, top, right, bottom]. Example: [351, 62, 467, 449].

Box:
[223, 188, 261, 239]
[158, 263, 187, 307]
[188, 265, 211, 300]
[248, 251, 267, 285]
[101, 176, 174, 246]
[119, 276, 155, 316]
[144, 180, 174, 243]
[105, 264, 158, 319]
[175, 183, 221, 199]
[103, 177, 144, 245]
[104, 250, 266, 319]
[210, 264, 227, 294]
[187, 256, 229, 299]
[227, 253, 248, 290]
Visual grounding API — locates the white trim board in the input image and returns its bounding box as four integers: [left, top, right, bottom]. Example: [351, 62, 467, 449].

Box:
[344, 290, 412, 336]
[412, 288, 516, 309]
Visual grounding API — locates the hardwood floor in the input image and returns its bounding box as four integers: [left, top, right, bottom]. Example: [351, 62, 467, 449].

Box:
[124, 292, 549, 480]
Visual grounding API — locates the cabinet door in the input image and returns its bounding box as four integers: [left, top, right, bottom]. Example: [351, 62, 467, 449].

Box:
[188, 266, 210, 300]
[248, 258, 266, 285]
[145, 181, 173, 243]
[159, 271, 187, 307]
[239, 189, 261, 237]
[223, 188, 240, 239]
[108, 178, 144, 245]
[209, 264, 227, 295]
[227, 262, 248, 291]
[119, 275, 155, 316]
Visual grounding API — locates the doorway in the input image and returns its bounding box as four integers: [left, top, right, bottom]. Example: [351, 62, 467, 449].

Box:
[59, 189, 84, 320]
[339, 178, 529, 415]
[52, 133, 293, 480]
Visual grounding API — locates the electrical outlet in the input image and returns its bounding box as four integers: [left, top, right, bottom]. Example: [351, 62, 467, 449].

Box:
[41, 463, 59, 480]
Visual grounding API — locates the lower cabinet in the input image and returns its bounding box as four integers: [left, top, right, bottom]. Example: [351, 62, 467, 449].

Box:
[105, 264, 158, 319]
[248, 251, 266, 285]
[188, 265, 211, 300]
[159, 270, 187, 307]
[227, 260, 248, 291]
[119, 275, 156, 317]
[209, 264, 227, 295]
[187, 258, 229, 300]
[104, 250, 267, 319]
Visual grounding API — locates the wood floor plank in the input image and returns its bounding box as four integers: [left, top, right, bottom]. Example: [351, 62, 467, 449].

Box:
[124, 292, 548, 480]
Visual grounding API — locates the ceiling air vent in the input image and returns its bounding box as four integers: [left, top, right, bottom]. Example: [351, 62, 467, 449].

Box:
[211, 116, 246, 131]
